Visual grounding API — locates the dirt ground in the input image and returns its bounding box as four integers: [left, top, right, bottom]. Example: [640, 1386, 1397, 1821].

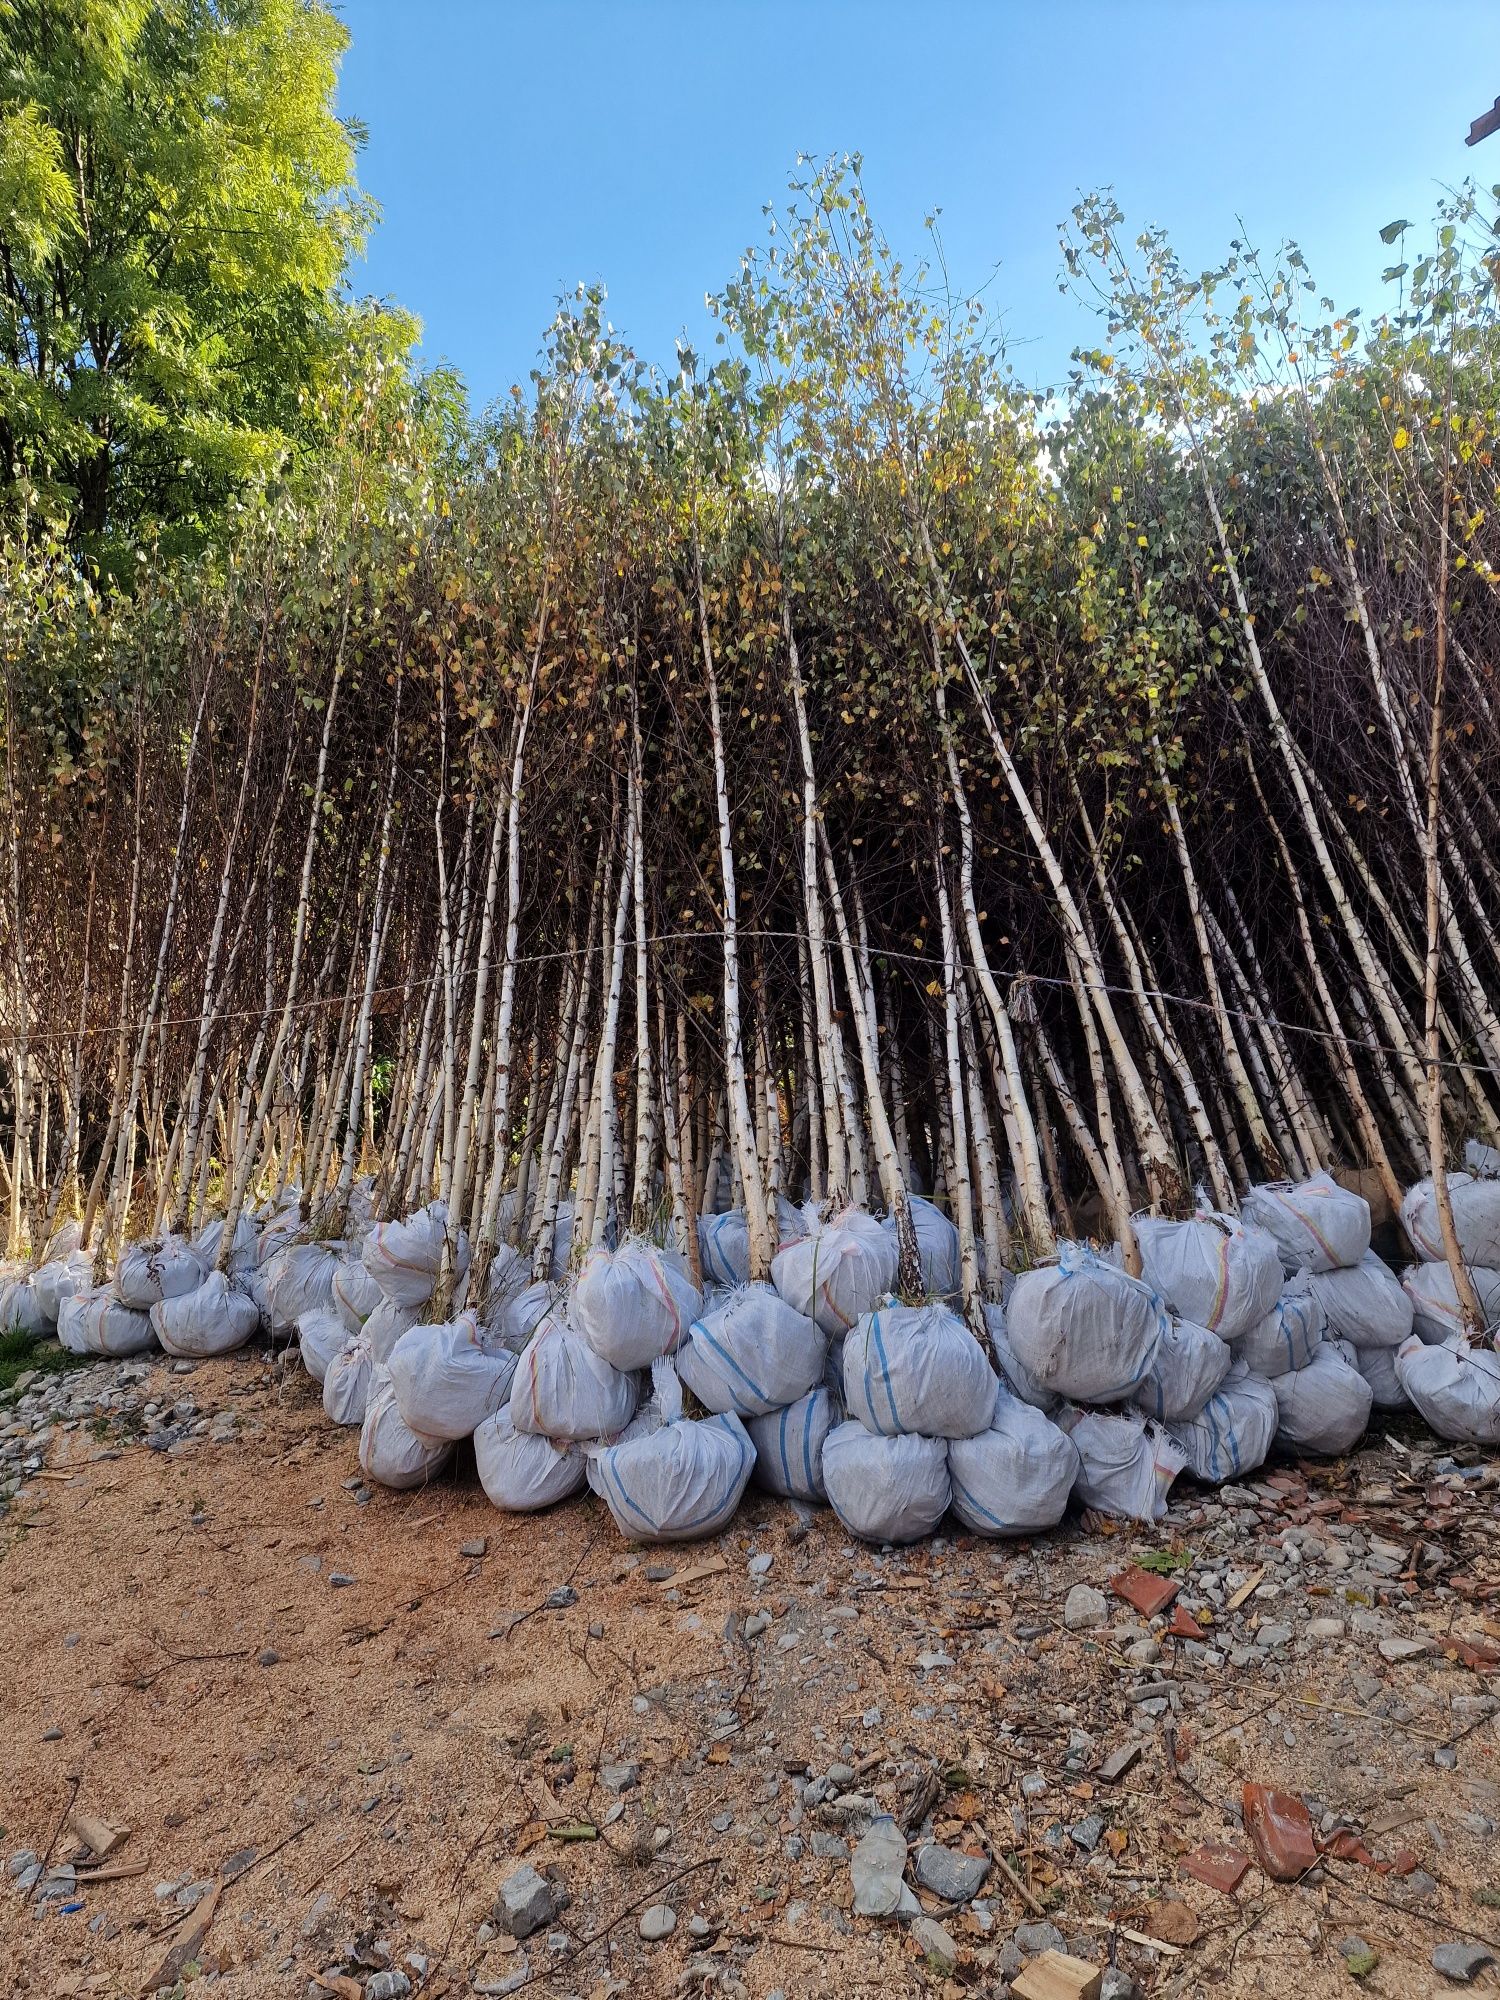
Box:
[4, 1352, 1500, 2000]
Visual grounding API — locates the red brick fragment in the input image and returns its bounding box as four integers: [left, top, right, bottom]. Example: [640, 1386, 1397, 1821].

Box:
[1390, 1848, 1419, 1876]
[1183, 1841, 1250, 1894]
[1166, 1605, 1202, 1640]
[1321, 1829, 1381, 1868]
[1110, 1564, 1181, 1618]
[1242, 1783, 1318, 1881]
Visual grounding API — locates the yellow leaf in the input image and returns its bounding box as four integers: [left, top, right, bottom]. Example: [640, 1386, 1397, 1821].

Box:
[1393, 426, 1410, 449]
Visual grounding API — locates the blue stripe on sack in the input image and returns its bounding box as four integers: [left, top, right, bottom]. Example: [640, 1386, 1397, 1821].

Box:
[950, 1469, 1021, 1534]
[672, 1421, 751, 1533]
[689, 1318, 771, 1410]
[863, 1309, 904, 1435]
[776, 1404, 794, 1493]
[802, 1397, 816, 1492]
[600, 1452, 660, 1533]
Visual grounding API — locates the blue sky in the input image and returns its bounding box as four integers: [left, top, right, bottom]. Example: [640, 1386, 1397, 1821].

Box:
[337, 0, 1496, 410]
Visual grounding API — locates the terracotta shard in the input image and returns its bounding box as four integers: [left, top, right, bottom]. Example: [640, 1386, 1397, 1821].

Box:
[1183, 1840, 1251, 1894]
[1167, 1605, 1202, 1640]
[1110, 1565, 1181, 1618]
[1242, 1783, 1317, 1881]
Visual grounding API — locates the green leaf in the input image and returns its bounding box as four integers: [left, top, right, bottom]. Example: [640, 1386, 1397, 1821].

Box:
[1379, 219, 1410, 244]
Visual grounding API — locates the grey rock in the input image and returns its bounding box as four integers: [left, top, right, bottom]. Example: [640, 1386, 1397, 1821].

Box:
[365, 1975, 411, 2000]
[914, 1842, 989, 1903]
[1100, 1972, 1138, 2000]
[461, 1537, 488, 1558]
[744, 1610, 771, 1640]
[1064, 1584, 1108, 1631]
[1433, 1941, 1496, 1982]
[748, 1553, 774, 1577]
[811, 1833, 849, 1860]
[1256, 1623, 1293, 1650]
[257, 1647, 281, 1667]
[1379, 1636, 1432, 1663]
[329, 1571, 356, 1589]
[1097, 1744, 1141, 1784]
[910, 1915, 958, 1970]
[40, 1726, 62, 1742]
[1338, 1936, 1374, 1961]
[1015, 1920, 1067, 1955]
[600, 1761, 639, 1793]
[7, 1850, 37, 1878]
[544, 1585, 577, 1609]
[1307, 1618, 1346, 1641]
[495, 1862, 564, 1939]
[639, 1903, 676, 1941]
[1068, 1814, 1105, 1853]
[473, 1962, 530, 1998]
[1406, 1871, 1439, 1900]
[826, 1762, 855, 1787]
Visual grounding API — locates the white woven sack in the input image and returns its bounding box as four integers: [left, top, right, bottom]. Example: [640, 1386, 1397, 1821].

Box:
[0, 1277, 46, 1337]
[363, 1200, 469, 1309]
[388, 1311, 517, 1441]
[483, 1275, 554, 1354]
[677, 1282, 824, 1418]
[261, 1239, 343, 1335]
[1401, 1261, 1500, 1344]
[1238, 1276, 1326, 1375]
[1134, 1211, 1282, 1343]
[59, 1287, 154, 1357]
[363, 1296, 422, 1362]
[587, 1360, 754, 1543]
[1134, 1315, 1232, 1423]
[297, 1306, 350, 1383]
[150, 1271, 259, 1357]
[572, 1239, 701, 1371]
[30, 1250, 92, 1329]
[474, 1404, 586, 1510]
[114, 1236, 204, 1310]
[822, 1422, 951, 1544]
[358, 1363, 453, 1489]
[1340, 1336, 1406, 1410]
[1242, 1173, 1371, 1275]
[842, 1301, 994, 1440]
[1307, 1249, 1413, 1349]
[191, 1212, 259, 1271]
[1168, 1362, 1278, 1484]
[696, 1198, 807, 1290]
[1057, 1407, 1187, 1523]
[323, 1333, 374, 1426]
[947, 1385, 1079, 1536]
[1006, 1244, 1164, 1404]
[771, 1203, 898, 1336]
[1403, 1174, 1500, 1269]
[1270, 1342, 1373, 1454]
[509, 1315, 637, 1441]
[882, 1195, 961, 1299]
[332, 1255, 383, 1333]
[1395, 1333, 1500, 1443]
[983, 1303, 1061, 1414]
[748, 1386, 840, 1501]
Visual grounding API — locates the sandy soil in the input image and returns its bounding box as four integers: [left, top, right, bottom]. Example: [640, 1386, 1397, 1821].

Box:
[3, 1354, 1500, 1999]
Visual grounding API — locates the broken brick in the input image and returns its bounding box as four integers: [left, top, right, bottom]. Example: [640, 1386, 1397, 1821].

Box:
[1167, 1604, 1203, 1640]
[1183, 1841, 1250, 1894]
[1242, 1783, 1318, 1881]
[1110, 1564, 1181, 1618]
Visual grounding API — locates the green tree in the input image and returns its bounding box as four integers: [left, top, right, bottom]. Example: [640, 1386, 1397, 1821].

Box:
[0, 0, 382, 569]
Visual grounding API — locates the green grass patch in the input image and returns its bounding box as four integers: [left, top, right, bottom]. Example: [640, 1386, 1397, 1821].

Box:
[0, 1328, 91, 1398]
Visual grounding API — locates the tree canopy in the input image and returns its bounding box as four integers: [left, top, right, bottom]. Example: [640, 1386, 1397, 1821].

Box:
[0, 0, 393, 571]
